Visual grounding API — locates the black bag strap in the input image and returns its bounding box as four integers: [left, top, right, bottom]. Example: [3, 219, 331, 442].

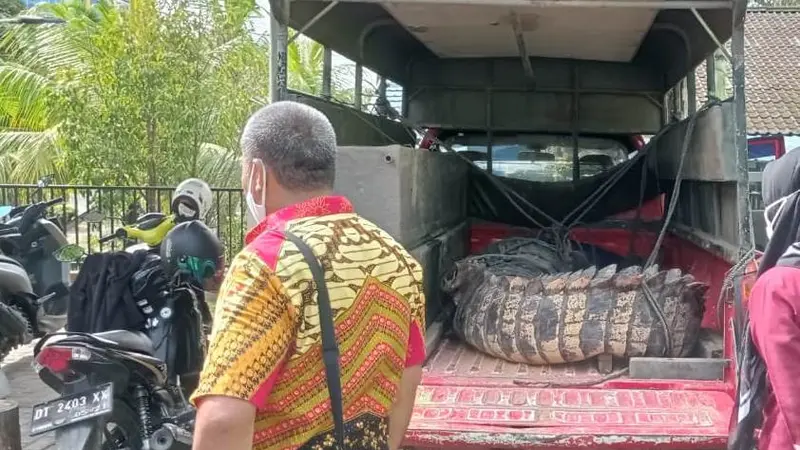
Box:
[282, 231, 345, 448]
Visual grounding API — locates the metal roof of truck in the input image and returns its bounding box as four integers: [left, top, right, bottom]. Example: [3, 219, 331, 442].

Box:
[283, 0, 736, 87]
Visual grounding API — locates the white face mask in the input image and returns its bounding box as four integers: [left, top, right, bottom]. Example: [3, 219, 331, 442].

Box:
[764, 191, 797, 240]
[245, 160, 267, 224]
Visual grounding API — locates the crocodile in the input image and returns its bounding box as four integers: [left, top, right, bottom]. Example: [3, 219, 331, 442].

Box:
[443, 239, 708, 365]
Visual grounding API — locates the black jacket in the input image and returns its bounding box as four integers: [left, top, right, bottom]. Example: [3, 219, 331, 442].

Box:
[67, 250, 151, 333]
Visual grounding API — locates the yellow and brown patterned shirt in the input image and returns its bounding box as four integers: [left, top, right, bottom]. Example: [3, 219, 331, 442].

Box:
[190, 195, 426, 450]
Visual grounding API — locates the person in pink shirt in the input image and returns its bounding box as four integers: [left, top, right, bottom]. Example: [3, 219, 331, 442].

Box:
[729, 149, 800, 450]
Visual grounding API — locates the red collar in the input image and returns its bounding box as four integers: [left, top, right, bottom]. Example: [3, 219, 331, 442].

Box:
[245, 195, 354, 244]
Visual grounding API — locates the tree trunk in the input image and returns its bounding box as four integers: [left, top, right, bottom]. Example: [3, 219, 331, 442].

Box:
[145, 118, 158, 210]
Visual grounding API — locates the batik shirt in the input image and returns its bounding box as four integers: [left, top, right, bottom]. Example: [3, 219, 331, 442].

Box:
[190, 195, 427, 450]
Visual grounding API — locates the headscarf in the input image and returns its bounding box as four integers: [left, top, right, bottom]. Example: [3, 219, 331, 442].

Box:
[728, 148, 800, 450]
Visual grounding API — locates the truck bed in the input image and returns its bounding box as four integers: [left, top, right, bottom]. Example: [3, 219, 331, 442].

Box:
[424, 336, 621, 388]
[404, 336, 733, 450]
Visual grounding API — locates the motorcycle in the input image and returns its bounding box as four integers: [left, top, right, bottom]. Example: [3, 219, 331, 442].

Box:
[84, 177, 213, 256]
[95, 211, 178, 254]
[83, 209, 213, 331]
[31, 183, 217, 450]
[32, 242, 208, 450]
[0, 191, 71, 358]
[31, 283, 205, 450]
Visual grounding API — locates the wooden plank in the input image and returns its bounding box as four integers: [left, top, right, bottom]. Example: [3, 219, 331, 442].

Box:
[0, 399, 21, 450]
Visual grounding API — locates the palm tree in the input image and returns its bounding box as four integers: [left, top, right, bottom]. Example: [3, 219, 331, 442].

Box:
[0, 0, 265, 186]
[0, 1, 92, 182]
[0, 0, 375, 186]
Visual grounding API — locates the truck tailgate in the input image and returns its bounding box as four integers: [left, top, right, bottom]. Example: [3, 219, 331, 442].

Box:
[404, 338, 733, 449]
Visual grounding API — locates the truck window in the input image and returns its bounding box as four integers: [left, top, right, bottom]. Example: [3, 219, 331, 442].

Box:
[449, 134, 629, 182]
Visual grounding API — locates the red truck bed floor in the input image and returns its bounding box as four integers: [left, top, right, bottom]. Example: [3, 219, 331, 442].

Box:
[404, 338, 733, 450]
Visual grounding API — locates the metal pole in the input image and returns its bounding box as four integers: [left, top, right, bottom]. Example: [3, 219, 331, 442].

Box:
[691, 8, 733, 63]
[287, 1, 339, 45]
[322, 47, 332, 100]
[486, 89, 493, 174]
[354, 63, 363, 110]
[731, 0, 750, 255]
[687, 70, 697, 114]
[269, 0, 289, 103]
[571, 65, 580, 182]
[671, 85, 679, 120]
[730, 0, 749, 355]
[485, 61, 494, 173]
[511, 12, 534, 81]
[706, 54, 717, 101]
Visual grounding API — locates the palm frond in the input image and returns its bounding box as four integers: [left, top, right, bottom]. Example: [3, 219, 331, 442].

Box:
[0, 62, 54, 129]
[195, 142, 241, 188]
[0, 126, 62, 183]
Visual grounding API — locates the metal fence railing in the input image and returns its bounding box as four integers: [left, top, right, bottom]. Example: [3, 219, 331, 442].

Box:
[0, 184, 246, 262]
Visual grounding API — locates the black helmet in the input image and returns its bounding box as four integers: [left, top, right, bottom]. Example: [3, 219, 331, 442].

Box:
[160, 221, 224, 289]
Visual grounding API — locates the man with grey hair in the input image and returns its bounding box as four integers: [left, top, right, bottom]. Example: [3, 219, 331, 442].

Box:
[191, 101, 427, 450]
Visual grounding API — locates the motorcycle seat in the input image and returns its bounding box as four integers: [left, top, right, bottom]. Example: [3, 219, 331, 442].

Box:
[0, 254, 23, 269]
[93, 330, 155, 355]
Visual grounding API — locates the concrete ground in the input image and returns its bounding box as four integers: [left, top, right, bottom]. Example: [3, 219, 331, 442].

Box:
[1, 341, 55, 450]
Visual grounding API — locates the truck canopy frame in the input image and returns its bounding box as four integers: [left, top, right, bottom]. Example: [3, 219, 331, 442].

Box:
[269, 0, 753, 358]
[274, 0, 732, 91]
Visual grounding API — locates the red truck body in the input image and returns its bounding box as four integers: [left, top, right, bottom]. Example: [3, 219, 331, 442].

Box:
[405, 197, 739, 449]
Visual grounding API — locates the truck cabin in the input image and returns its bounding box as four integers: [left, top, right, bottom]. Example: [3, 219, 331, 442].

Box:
[269, 0, 750, 448]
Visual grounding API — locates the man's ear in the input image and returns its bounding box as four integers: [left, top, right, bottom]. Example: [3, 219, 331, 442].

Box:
[251, 160, 268, 205]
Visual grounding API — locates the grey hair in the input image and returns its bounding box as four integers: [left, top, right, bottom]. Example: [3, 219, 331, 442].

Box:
[240, 101, 337, 191]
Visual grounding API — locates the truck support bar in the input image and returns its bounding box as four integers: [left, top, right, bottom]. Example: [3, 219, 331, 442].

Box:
[731, 0, 751, 341]
[691, 8, 733, 63]
[322, 47, 332, 100]
[269, 0, 290, 103]
[510, 12, 534, 82]
[287, 1, 339, 45]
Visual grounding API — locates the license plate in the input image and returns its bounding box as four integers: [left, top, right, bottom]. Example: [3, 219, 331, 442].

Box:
[30, 383, 114, 436]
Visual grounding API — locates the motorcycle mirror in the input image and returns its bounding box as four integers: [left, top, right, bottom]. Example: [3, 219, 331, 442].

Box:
[36, 175, 54, 188]
[78, 210, 107, 223]
[53, 244, 87, 263]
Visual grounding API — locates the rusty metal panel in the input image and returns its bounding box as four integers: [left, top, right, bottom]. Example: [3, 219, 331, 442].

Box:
[411, 337, 732, 448]
[334, 146, 469, 248]
[406, 383, 732, 448]
[410, 58, 663, 92]
[407, 57, 663, 133]
[652, 101, 737, 182]
[437, 221, 470, 280]
[578, 94, 662, 134]
[289, 92, 415, 146]
[629, 357, 727, 381]
[410, 239, 443, 326]
[408, 89, 662, 133]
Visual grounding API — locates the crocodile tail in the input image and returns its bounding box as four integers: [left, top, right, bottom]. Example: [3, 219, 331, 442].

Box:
[451, 261, 710, 366]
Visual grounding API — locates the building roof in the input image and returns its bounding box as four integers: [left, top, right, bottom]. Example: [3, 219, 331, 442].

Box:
[695, 9, 800, 136]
